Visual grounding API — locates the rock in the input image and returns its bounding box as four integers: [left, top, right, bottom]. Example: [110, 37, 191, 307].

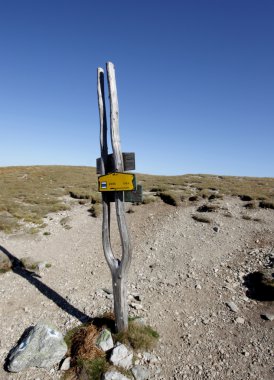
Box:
[132, 317, 146, 326]
[142, 352, 158, 363]
[213, 226, 220, 232]
[102, 288, 113, 295]
[7, 321, 67, 372]
[96, 329, 114, 352]
[130, 302, 143, 310]
[60, 357, 70, 370]
[261, 313, 274, 321]
[131, 365, 149, 380]
[226, 301, 239, 312]
[110, 343, 133, 369]
[37, 262, 48, 271]
[131, 293, 141, 301]
[103, 371, 130, 380]
[235, 317, 245, 324]
[195, 284, 202, 290]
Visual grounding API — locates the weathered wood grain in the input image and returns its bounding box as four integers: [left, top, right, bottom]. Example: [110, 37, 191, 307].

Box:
[97, 63, 132, 332]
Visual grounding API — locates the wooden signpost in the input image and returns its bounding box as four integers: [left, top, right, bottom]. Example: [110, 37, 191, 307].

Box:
[97, 62, 139, 332]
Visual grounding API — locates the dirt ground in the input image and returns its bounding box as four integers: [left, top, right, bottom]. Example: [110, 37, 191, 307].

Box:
[0, 197, 273, 380]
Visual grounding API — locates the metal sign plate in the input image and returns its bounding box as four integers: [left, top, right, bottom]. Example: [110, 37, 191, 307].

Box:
[96, 152, 135, 174]
[124, 185, 143, 203]
[98, 173, 136, 192]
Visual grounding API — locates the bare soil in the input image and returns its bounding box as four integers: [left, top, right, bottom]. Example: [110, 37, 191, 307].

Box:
[0, 197, 273, 379]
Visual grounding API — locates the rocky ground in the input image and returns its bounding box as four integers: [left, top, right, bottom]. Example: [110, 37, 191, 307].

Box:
[0, 196, 273, 380]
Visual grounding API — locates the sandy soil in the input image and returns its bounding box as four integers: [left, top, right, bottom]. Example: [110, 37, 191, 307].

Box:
[0, 197, 274, 380]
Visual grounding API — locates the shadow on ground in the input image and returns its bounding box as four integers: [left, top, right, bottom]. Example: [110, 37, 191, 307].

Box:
[0, 245, 90, 323]
[243, 271, 274, 301]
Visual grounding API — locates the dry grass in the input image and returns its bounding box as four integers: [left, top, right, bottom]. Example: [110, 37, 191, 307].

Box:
[0, 166, 96, 232]
[63, 315, 159, 380]
[259, 200, 274, 210]
[114, 320, 159, 351]
[157, 191, 182, 206]
[197, 204, 220, 213]
[88, 204, 101, 218]
[0, 166, 273, 232]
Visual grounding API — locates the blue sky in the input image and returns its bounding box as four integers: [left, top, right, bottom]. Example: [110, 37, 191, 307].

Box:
[0, 1, 273, 176]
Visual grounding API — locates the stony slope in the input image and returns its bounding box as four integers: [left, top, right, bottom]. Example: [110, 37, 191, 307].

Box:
[0, 197, 273, 379]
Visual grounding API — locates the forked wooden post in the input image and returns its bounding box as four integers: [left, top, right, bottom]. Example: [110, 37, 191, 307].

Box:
[97, 62, 132, 332]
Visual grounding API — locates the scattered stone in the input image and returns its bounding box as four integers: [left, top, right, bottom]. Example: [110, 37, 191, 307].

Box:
[235, 317, 245, 324]
[131, 365, 149, 380]
[60, 357, 70, 371]
[96, 329, 114, 352]
[110, 343, 133, 369]
[130, 302, 143, 310]
[226, 301, 239, 312]
[132, 317, 146, 326]
[37, 262, 48, 271]
[142, 352, 158, 363]
[102, 288, 113, 295]
[131, 293, 141, 301]
[261, 313, 274, 321]
[103, 370, 130, 380]
[7, 321, 67, 372]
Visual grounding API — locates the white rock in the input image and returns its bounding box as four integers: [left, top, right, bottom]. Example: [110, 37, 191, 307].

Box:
[60, 357, 70, 370]
[110, 343, 133, 369]
[226, 301, 239, 312]
[103, 370, 130, 380]
[96, 329, 114, 352]
[262, 313, 274, 321]
[142, 352, 158, 363]
[131, 365, 149, 380]
[130, 302, 143, 310]
[7, 321, 67, 372]
[235, 317, 245, 324]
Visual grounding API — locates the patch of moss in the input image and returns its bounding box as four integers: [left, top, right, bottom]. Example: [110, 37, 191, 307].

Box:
[77, 357, 109, 380]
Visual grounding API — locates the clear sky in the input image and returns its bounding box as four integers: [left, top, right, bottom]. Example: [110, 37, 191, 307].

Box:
[0, 1, 273, 176]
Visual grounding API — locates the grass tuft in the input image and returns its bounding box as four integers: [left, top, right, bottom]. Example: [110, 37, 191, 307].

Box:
[77, 357, 109, 380]
[157, 191, 180, 206]
[259, 200, 274, 210]
[239, 195, 253, 201]
[114, 321, 159, 351]
[88, 204, 101, 218]
[197, 204, 219, 213]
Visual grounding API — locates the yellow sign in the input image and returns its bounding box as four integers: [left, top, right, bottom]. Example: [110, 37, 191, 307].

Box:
[98, 173, 136, 192]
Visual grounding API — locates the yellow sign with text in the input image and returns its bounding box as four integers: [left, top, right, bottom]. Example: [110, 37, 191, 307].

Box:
[98, 173, 136, 192]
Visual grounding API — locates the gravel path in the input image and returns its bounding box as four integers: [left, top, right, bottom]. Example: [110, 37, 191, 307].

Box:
[0, 197, 273, 379]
